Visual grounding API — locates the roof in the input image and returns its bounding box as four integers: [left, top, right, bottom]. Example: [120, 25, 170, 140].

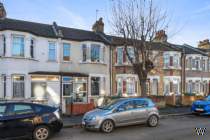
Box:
[109, 35, 181, 51]
[180, 44, 208, 56]
[0, 18, 109, 44]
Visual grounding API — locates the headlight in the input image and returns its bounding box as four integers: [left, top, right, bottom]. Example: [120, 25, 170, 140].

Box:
[53, 109, 61, 119]
[90, 116, 96, 120]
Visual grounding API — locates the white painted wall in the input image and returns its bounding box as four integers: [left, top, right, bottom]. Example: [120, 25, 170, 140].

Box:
[0, 30, 110, 105]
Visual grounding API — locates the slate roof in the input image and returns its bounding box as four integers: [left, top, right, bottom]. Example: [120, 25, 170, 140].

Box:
[177, 44, 208, 56]
[109, 35, 181, 51]
[0, 18, 208, 55]
[0, 18, 109, 44]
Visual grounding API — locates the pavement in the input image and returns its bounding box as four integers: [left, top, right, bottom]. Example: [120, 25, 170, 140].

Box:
[62, 106, 191, 128]
[52, 115, 210, 140]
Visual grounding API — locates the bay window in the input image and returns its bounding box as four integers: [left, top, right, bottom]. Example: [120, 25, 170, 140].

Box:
[0, 35, 6, 56]
[30, 39, 35, 58]
[0, 75, 6, 98]
[163, 53, 180, 68]
[82, 44, 87, 62]
[91, 77, 100, 96]
[74, 77, 87, 102]
[48, 42, 56, 61]
[127, 47, 135, 63]
[63, 43, 71, 61]
[91, 44, 100, 62]
[116, 76, 137, 96]
[12, 35, 24, 57]
[82, 44, 104, 63]
[164, 54, 170, 67]
[117, 47, 123, 64]
[12, 75, 25, 98]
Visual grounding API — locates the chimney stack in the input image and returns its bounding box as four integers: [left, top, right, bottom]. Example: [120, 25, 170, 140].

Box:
[0, 2, 6, 19]
[92, 17, 104, 33]
[154, 30, 167, 42]
[198, 39, 210, 49]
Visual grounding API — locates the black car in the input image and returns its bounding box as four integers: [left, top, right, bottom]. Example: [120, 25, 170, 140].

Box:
[0, 102, 63, 140]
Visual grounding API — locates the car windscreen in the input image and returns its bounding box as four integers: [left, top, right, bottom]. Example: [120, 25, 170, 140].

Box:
[0, 105, 6, 116]
[205, 96, 210, 101]
[99, 99, 123, 110]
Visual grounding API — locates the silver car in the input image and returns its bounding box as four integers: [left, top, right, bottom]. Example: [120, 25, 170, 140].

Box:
[82, 98, 159, 133]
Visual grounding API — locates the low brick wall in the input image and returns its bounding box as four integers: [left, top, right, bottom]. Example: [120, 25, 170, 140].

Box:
[66, 103, 95, 115]
[165, 95, 176, 106]
[148, 96, 166, 108]
[181, 95, 204, 106]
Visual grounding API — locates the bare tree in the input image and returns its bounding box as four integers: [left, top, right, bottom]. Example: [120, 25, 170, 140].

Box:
[111, 0, 168, 97]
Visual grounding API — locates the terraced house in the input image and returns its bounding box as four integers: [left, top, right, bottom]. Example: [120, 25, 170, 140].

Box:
[0, 3, 210, 114]
[0, 4, 111, 115]
[111, 31, 210, 97]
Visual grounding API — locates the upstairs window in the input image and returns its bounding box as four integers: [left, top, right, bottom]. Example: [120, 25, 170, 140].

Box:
[164, 53, 180, 68]
[0, 35, 6, 56]
[12, 35, 24, 57]
[63, 43, 71, 61]
[127, 47, 135, 63]
[91, 44, 100, 62]
[30, 39, 35, 58]
[82, 44, 87, 62]
[164, 54, 170, 67]
[48, 42, 56, 61]
[82, 44, 104, 63]
[116, 47, 123, 64]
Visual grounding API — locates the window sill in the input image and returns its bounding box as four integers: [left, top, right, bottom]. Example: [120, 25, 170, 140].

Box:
[47, 60, 58, 63]
[114, 63, 133, 66]
[61, 61, 72, 64]
[80, 61, 107, 65]
[0, 56, 39, 61]
[163, 66, 181, 70]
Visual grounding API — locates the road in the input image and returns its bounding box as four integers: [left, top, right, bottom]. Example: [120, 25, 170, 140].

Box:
[51, 115, 210, 140]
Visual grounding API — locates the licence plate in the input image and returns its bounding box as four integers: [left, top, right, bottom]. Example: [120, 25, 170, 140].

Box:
[195, 108, 204, 111]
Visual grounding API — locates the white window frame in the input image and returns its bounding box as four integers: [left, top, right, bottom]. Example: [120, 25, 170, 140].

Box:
[63, 43, 71, 62]
[48, 41, 56, 61]
[12, 74, 25, 98]
[11, 35, 25, 57]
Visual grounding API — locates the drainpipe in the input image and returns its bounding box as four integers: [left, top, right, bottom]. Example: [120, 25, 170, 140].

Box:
[109, 45, 112, 96]
[181, 47, 186, 105]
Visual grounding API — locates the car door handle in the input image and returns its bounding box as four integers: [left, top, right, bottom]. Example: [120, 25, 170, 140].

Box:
[0, 122, 3, 125]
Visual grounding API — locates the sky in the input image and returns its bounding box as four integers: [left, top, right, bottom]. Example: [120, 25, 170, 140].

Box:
[3, 0, 210, 47]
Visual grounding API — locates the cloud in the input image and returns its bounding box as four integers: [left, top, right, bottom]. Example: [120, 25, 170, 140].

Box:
[193, 4, 210, 15]
[56, 6, 87, 29]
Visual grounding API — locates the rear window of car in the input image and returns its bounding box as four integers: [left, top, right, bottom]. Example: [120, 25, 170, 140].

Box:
[134, 100, 148, 108]
[0, 105, 6, 116]
[13, 104, 34, 115]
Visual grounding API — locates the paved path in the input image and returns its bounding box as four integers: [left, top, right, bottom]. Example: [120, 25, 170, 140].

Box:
[52, 115, 210, 140]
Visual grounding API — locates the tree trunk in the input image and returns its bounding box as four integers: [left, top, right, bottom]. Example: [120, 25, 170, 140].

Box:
[140, 80, 147, 97]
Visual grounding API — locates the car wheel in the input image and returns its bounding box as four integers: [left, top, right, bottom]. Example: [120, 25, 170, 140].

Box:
[147, 115, 159, 127]
[101, 120, 114, 133]
[33, 125, 50, 140]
